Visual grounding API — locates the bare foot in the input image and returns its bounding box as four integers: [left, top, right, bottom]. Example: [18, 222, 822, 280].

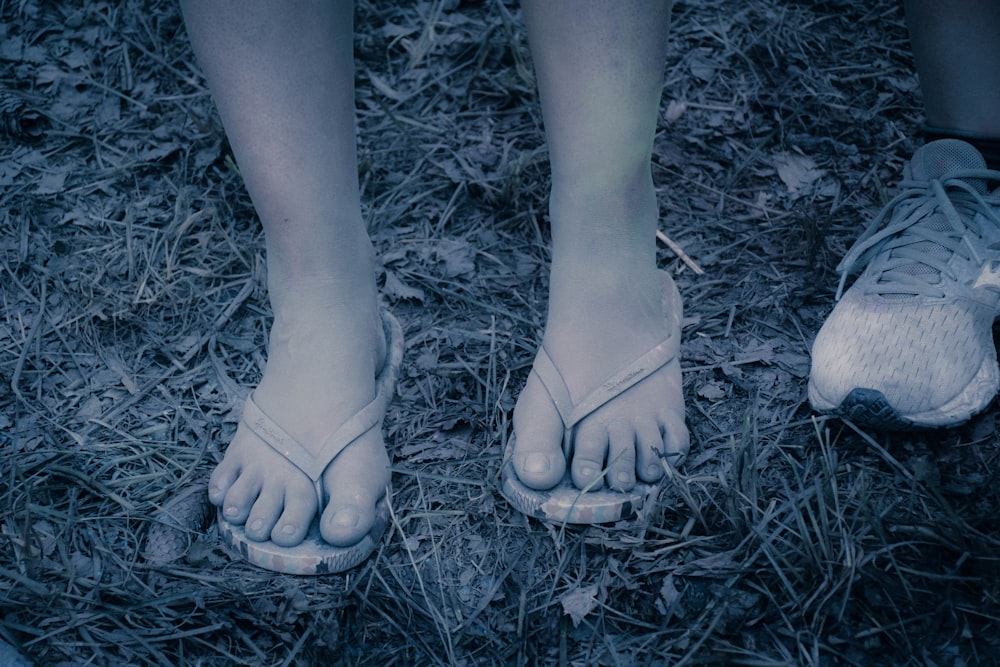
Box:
[510, 198, 689, 494]
[208, 276, 391, 549]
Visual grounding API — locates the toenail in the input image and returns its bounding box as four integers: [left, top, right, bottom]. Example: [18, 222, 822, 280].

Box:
[280, 523, 298, 536]
[523, 453, 550, 474]
[224, 506, 240, 517]
[647, 464, 662, 478]
[579, 465, 596, 480]
[616, 472, 631, 485]
[331, 506, 360, 528]
[249, 519, 264, 533]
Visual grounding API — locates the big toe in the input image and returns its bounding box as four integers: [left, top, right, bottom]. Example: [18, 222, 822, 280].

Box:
[208, 457, 240, 507]
[511, 375, 567, 490]
[511, 435, 566, 490]
[318, 432, 390, 547]
[320, 491, 381, 547]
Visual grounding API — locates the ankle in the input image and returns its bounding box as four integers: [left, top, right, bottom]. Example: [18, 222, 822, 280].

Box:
[548, 177, 659, 278]
[545, 260, 663, 344]
[266, 235, 377, 296]
[264, 210, 375, 280]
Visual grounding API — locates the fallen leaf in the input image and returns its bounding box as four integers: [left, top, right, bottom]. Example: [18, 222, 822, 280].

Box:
[688, 53, 716, 82]
[434, 238, 475, 277]
[561, 584, 599, 627]
[383, 270, 425, 303]
[697, 381, 727, 401]
[659, 574, 684, 619]
[34, 170, 67, 194]
[773, 152, 824, 194]
[665, 100, 687, 122]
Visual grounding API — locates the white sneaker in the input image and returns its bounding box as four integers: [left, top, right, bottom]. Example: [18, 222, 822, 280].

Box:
[809, 139, 1000, 429]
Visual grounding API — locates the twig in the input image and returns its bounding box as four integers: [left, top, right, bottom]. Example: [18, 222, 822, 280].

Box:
[657, 229, 704, 275]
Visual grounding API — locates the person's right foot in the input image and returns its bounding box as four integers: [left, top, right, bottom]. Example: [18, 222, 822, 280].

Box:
[809, 139, 1000, 429]
[209, 274, 391, 549]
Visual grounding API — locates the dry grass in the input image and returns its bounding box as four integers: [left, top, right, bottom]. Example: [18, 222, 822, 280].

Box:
[2, 0, 999, 664]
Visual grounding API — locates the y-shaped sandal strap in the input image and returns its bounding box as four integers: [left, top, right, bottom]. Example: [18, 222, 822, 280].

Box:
[241, 389, 390, 509]
[531, 327, 681, 454]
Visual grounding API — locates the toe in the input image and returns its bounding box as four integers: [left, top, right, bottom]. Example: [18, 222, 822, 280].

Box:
[270, 476, 317, 547]
[606, 421, 637, 492]
[511, 373, 568, 490]
[321, 491, 379, 548]
[511, 435, 566, 491]
[660, 413, 690, 470]
[319, 432, 389, 548]
[244, 489, 284, 542]
[220, 473, 262, 525]
[571, 421, 608, 490]
[514, 447, 566, 489]
[208, 457, 240, 507]
[636, 421, 665, 483]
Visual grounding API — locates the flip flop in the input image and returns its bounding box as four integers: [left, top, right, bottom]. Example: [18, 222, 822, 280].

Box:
[501, 272, 683, 524]
[218, 309, 404, 575]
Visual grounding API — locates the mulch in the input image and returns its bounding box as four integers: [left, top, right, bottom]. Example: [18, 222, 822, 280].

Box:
[2, 0, 998, 665]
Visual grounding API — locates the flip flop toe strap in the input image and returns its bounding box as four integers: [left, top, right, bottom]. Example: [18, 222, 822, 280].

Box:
[307, 391, 389, 506]
[531, 329, 680, 449]
[241, 390, 389, 508]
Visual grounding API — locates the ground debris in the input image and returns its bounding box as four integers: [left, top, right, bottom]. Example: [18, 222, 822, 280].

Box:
[1, 0, 998, 665]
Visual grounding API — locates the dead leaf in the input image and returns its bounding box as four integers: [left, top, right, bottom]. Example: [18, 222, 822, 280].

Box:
[688, 53, 716, 82]
[560, 584, 599, 627]
[434, 238, 475, 277]
[659, 574, 684, 619]
[34, 170, 67, 194]
[665, 100, 687, 123]
[383, 270, 425, 303]
[697, 381, 727, 401]
[773, 152, 824, 194]
[735, 343, 774, 365]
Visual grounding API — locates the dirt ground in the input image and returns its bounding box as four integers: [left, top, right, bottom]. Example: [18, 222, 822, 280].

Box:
[2, 0, 999, 665]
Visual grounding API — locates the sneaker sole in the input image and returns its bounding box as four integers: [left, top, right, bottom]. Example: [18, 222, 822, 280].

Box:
[810, 355, 1000, 430]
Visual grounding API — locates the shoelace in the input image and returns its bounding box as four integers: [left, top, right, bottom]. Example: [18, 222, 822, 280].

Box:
[836, 168, 1000, 300]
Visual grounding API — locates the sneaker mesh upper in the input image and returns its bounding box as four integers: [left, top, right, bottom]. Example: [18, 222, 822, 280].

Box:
[809, 140, 1000, 426]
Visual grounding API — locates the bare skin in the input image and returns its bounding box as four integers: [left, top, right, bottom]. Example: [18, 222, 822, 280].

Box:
[510, 0, 690, 494]
[183, 0, 1000, 544]
[181, 0, 388, 548]
[183, 0, 691, 551]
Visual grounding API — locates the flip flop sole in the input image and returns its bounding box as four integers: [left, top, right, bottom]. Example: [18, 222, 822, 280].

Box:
[500, 456, 650, 524]
[218, 492, 390, 575]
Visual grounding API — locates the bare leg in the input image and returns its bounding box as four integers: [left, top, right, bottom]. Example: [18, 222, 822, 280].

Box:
[181, 0, 389, 548]
[905, 0, 1000, 136]
[512, 0, 688, 493]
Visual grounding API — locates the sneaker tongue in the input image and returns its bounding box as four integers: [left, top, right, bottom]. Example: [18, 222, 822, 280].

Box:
[908, 139, 987, 193]
[881, 140, 988, 298]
